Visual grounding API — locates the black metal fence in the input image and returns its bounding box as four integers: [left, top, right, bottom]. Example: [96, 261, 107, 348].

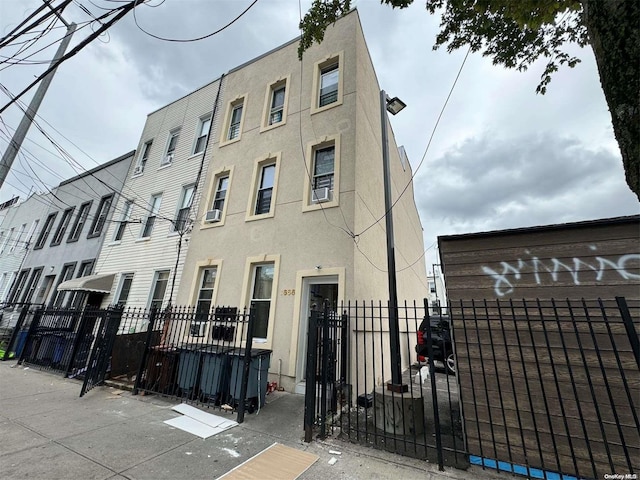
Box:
[304, 300, 467, 470]
[131, 304, 270, 423]
[0, 304, 32, 361]
[453, 297, 639, 480]
[304, 297, 639, 480]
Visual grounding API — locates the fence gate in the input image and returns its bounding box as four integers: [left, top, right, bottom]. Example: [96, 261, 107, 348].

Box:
[79, 306, 124, 397]
[304, 305, 349, 442]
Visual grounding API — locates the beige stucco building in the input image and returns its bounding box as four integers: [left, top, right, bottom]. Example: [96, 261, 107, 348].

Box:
[176, 11, 428, 392]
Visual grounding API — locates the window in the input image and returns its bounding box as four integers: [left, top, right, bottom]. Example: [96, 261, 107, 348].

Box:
[174, 185, 195, 232]
[319, 64, 339, 107]
[221, 96, 247, 145]
[193, 116, 211, 154]
[135, 141, 152, 174]
[26, 219, 39, 248]
[191, 267, 217, 335]
[149, 270, 170, 310]
[8, 270, 28, 304]
[1, 228, 13, 254]
[34, 213, 57, 249]
[269, 86, 285, 124]
[67, 202, 91, 242]
[0, 233, 4, 253]
[311, 52, 343, 113]
[115, 273, 134, 306]
[141, 194, 162, 238]
[35, 275, 55, 304]
[303, 135, 341, 211]
[70, 260, 93, 308]
[251, 263, 274, 339]
[89, 194, 113, 237]
[312, 146, 335, 193]
[255, 163, 276, 215]
[163, 129, 180, 166]
[11, 224, 26, 252]
[113, 201, 133, 241]
[23, 267, 43, 303]
[51, 208, 74, 246]
[51, 263, 75, 307]
[228, 104, 243, 140]
[212, 175, 229, 212]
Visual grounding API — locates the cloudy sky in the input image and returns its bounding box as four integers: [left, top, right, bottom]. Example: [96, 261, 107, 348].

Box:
[0, 0, 637, 271]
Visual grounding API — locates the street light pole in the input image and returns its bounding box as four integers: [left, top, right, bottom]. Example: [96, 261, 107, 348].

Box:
[380, 89, 407, 393]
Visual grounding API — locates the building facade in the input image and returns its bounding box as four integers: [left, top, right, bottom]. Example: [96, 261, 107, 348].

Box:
[175, 10, 428, 392]
[95, 78, 223, 316]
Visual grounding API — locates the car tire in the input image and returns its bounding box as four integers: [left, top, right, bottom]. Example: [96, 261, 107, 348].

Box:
[445, 353, 456, 375]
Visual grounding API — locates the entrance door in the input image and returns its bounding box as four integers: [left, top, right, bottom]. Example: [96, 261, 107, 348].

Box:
[295, 276, 338, 391]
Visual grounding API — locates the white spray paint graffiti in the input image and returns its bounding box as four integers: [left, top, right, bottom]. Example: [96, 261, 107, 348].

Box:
[481, 246, 640, 296]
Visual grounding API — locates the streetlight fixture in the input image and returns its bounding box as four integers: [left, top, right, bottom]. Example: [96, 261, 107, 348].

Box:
[380, 89, 408, 393]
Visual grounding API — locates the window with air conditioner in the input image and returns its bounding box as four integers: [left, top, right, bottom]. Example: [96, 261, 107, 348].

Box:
[162, 129, 180, 166]
[134, 140, 152, 175]
[303, 135, 340, 211]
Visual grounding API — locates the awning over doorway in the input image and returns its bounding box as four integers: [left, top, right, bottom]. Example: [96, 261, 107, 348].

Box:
[57, 273, 115, 294]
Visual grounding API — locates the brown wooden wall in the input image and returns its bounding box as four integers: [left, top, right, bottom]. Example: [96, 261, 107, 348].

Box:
[451, 298, 639, 479]
[439, 216, 640, 301]
[439, 217, 640, 479]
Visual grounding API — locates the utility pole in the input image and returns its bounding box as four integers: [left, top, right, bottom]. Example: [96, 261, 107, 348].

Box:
[0, 2, 76, 190]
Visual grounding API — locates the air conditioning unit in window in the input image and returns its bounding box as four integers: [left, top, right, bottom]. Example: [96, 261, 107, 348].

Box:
[312, 187, 331, 203]
[205, 209, 222, 223]
[133, 165, 144, 175]
[162, 153, 174, 166]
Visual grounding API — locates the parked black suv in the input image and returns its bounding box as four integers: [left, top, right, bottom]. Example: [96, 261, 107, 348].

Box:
[416, 316, 455, 375]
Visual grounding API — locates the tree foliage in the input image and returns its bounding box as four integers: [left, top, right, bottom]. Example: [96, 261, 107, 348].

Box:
[299, 0, 639, 200]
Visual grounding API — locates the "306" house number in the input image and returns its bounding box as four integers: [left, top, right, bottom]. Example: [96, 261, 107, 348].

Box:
[282, 289, 295, 296]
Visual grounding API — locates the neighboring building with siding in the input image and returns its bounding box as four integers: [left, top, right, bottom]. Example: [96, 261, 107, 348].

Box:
[0, 192, 51, 303]
[95, 78, 223, 314]
[7, 152, 133, 308]
[176, 10, 428, 392]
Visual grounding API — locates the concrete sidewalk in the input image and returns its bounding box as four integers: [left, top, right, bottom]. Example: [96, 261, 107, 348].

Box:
[0, 362, 510, 480]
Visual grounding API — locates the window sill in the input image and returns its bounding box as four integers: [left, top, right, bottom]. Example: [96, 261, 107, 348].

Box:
[187, 152, 203, 161]
[200, 220, 224, 230]
[302, 198, 339, 213]
[219, 136, 242, 148]
[135, 237, 151, 243]
[107, 240, 122, 246]
[259, 119, 286, 134]
[310, 98, 343, 116]
[245, 211, 274, 222]
[131, 172, 144, 178]
[158, 163, 172, 171]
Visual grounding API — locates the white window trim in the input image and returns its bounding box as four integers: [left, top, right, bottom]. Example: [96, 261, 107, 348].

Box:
[140, 193, 162, 239]
[239, 254, 280, 347]
[302, 134, 341, 212]
[310, 51, 344, 115]
[112, 200, 133, 243]
[260, 76, 290, 133]
[245, 153, 281, 222]
[134, 140, 152, 175]
[192, 115, 212, 155]
[172, 184, 195, 233]
[147, 269, 171, 311]
[114, 272, 134, 306]
[201, 166, 234, 229]
[219, 94, 248, 147]
[161, 128, 180, 167]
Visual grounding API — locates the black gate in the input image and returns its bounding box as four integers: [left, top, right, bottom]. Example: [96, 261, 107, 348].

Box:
[304, 305, 349, 442]
[79, 306, 124, 397]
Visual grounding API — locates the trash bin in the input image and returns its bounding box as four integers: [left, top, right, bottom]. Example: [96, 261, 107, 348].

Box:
[229, 348, 271, 410]
[177, 349, 202, 395]
[199, 345, 233, 403]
